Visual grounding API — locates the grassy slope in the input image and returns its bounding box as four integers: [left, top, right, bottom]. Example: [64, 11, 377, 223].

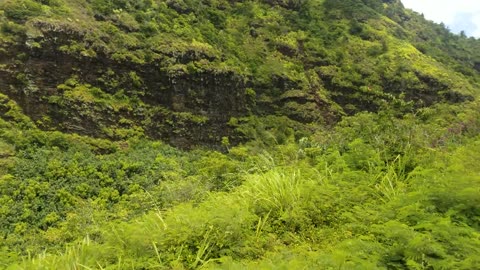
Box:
[0, 0, 479, 269]
[1, 97, 480, 269]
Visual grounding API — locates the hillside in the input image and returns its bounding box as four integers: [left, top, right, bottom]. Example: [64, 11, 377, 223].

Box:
[1, 0, 479, 147]
[0, 0, 480, 269]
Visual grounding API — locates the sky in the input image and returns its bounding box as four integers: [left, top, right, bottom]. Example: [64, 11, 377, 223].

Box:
[401, 0, 480, 38]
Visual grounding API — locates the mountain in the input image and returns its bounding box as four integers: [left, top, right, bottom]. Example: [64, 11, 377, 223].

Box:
[1, 0, 478, 148]
[1, 0, 480, 268]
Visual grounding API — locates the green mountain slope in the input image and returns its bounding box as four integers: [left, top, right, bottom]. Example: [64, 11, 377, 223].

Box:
[1, 0, 478, 147]
[1, 0, 480, 269]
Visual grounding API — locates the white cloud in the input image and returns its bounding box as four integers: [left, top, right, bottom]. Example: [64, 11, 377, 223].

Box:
[401, 0, 480, 37]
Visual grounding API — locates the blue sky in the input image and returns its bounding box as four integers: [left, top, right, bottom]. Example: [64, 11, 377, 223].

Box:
[401, 0, 480, 38]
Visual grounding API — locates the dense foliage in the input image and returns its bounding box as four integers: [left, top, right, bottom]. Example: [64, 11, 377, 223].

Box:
[0, 0, 479, 146]
[1, 96, 480, 269]
[0, 0, 479, 269]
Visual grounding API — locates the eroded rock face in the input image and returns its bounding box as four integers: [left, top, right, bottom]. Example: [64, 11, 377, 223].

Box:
[0, 23, 248, 148]
[0, 19, 344, 148]
[0, 13, 475, 148]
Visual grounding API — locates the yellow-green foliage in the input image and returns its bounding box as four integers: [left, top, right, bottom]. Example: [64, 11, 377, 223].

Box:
[1, 0, 480, 268]
[2, 102, 480, 268]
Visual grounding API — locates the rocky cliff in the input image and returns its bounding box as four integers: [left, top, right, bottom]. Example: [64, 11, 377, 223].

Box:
[0, 0, 478, 147]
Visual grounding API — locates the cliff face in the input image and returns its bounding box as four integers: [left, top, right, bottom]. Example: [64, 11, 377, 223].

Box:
[0, 19, 250, 148]
[0, 0, 478, 147]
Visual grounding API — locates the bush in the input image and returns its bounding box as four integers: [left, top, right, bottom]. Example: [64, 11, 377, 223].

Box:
[2, 0, 44, 21]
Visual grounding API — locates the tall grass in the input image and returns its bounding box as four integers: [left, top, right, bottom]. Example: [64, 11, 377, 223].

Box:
[240, 169, 302, 214]
[12, 236, 99, 270]
[375, 153, 412, 203]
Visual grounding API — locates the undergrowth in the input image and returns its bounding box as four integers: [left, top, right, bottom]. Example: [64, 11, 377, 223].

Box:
[1, 102, 480, 269]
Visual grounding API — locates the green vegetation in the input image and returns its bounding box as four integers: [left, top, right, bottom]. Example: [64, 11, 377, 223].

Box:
[1, 0, 479, 146]
[0, 0, 479, 269]
[1, 99, 480, 269]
